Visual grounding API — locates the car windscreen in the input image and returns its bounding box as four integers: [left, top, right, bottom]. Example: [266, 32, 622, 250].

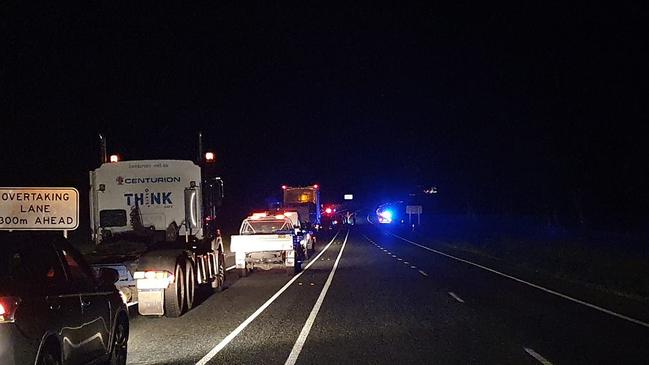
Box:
[243, 219, 292, 234]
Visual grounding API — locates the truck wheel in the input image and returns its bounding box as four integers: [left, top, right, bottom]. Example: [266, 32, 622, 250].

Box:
[185, 261, 196, 311]
[211, 250, 225, 291]
[164, 261, 185, 317]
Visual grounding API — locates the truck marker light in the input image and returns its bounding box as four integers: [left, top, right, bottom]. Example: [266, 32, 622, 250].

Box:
[110, 154, 119, 163]
[205, 152, 215, 162]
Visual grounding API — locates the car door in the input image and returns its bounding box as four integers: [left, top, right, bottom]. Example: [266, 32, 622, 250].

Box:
[56, 241, 112, 363]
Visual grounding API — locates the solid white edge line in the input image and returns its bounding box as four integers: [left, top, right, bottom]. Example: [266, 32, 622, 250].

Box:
[391, 233, 649, 329]
[448, 292, 465, 303]
[226, 265, 236, 271]
[195, 230, 343, 365]
[284, 230, 350, 365]
[524, 347, 553, 365]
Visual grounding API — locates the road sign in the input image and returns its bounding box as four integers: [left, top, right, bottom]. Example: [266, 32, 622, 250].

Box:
[344, 194, 354, 200]
[406, 205, 422, 214]
[406, 205, 422, 225]
[0, 187, 79, 231]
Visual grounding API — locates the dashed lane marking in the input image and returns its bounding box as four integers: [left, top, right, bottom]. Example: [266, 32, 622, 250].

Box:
[448, 292, 465, 303]
[524, 347, 553, 365]
[391, 233, 649, 330]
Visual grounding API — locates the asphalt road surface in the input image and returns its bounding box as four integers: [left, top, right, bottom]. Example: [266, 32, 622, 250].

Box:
[125, 223, 649, 364]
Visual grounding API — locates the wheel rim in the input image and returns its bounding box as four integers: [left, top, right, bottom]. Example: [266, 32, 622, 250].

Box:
[217, 252, 225, 287]
[175, 264, 185, 310]
[186, 263, 195, 308]
[112, 320, 128, 364]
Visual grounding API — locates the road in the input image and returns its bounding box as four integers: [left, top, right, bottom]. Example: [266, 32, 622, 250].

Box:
[125, 222, 649, 364]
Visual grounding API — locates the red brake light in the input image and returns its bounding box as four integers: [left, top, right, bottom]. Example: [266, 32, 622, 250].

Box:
[313, 184, 319, 189]
[325, 208, 332, 214]
[0, 297, 21, 323]
[281, 185, 287, 190]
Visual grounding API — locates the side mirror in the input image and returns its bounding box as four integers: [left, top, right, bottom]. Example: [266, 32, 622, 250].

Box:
[98, 268, 120, 285]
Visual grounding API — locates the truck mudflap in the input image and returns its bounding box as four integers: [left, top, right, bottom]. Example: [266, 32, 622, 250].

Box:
[137, 290, 164, 316]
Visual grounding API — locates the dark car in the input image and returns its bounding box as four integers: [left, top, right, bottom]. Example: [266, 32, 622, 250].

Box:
[0, 232, 129, 365]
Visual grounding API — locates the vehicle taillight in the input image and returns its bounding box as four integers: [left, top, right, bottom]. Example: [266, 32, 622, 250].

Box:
[0, 297, 21, 323]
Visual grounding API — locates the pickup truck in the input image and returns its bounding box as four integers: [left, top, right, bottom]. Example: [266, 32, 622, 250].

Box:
[230, 212, 314, 277]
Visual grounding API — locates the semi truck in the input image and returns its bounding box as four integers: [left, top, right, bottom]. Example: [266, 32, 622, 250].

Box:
[282, 185, 321, 228]
[86, 137, 226, 317]
[230, 211, 314, 277]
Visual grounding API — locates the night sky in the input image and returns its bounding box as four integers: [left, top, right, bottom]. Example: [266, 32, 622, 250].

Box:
[2, 3, 648, 235]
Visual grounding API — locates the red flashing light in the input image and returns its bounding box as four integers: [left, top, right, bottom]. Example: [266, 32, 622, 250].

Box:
[109, 154, 119, 163]
[205, 151, 215, 162]
[325, 207, 332, 214]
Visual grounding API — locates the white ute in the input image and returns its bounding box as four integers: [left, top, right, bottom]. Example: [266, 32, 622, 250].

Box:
[230, 211, 314, 277]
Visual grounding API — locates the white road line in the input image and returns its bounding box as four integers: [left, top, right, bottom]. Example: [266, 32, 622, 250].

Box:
[404, 261, 410, 265]
[418, 270, 428, 277]
[391, 255, 397, 258]
[285, 230, 350, 365]
[195, 231, 343, 365]
[448, 292, 465, 303]
[410, 265, 417, 269]
[392, 234, 649, 329]
[226, 265, 236, 272]
[524, 347, 553, 365]
[397, 258, 403, 261]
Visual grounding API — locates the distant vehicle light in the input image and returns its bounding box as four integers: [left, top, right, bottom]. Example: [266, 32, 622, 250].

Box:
[282, 185, 287, 190]
[313, 184, 319, 189]
[109, 154, 119, 163]
[325, 207, 333, 214]
[205, 151, 215, 162]
[379, 210, 393, 220]
[344, 194, 353, 200]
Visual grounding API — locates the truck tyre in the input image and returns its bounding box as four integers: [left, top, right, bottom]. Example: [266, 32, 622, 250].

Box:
[185, 260, 196, 311]
[294, 260, 302, 274]
[164, 260, 186, 317]
[211, 249, 225, 291]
